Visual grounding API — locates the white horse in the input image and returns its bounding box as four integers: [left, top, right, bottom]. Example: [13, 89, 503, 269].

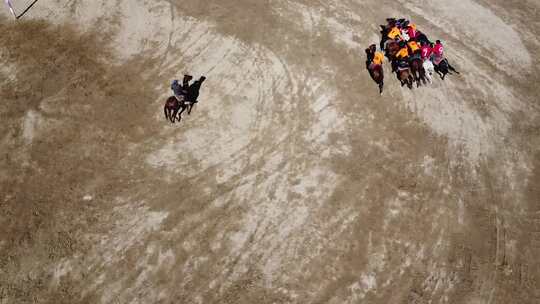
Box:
[423, 59, 435, 84]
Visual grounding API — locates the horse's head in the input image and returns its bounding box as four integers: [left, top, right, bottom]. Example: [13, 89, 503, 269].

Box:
[191, 76, 206, 90]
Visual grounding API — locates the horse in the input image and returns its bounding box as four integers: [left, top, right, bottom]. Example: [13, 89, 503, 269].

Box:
[368, 63, 384, 94]
[409, 56, 426, 87]
[422, 59, 435, 84]
[164, 96, 188, 123]
[385, 40, 400, 59]
[379, 25, 390, 50]
[433, 57, 460, 80]
[396, 60, 413, 89]
[184, 76, 206, 115]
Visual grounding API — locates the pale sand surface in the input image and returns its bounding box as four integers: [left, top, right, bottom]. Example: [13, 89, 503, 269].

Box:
[1, 0, 539, 303]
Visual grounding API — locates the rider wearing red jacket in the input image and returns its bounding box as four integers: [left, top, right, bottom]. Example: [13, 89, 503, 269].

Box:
[432, 40, 444, 56]
[407, 24, 418, 40]
[420, 42, 432, 60]
[432, 40, 444, 64]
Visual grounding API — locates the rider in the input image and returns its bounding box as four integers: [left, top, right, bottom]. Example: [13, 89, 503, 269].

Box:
[393, 41, 409, 72]
[171, 75, 193, 101]
[387, 26, 402, 41]
[407, 24, 418, 40]
[396, 41, 409, 60]
[432, 40, 460, 73]
[366, 44, 384, 66]
[420, 41, 433, 61]
[407, 40, 421, 58]
[432, 40, 444, 64]
[400, 27, 410, 42]
[373, 50, 384, 67]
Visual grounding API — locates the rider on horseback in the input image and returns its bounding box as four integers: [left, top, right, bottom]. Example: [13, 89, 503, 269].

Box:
[396, 41, 409, 60]
[407, 24, 418, 40]
[432, 40, 444, 64]
[366, 44, 384, 69]
[387, 26, 402, 41]
[171, 74, 193, 101]
[432, 40, 460, 76]
[407, 40, 421, 58]
[420, 41, 433, 61]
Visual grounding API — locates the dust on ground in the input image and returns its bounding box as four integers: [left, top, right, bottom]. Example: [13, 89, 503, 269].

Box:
[1, 0, 540, 303]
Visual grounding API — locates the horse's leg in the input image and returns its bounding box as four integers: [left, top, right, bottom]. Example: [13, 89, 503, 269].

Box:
[177, 105, 186, 121]
[379, 81, 384, 94]
[448, 63, 460, 74]
[167, 108, 175, 123]
[426, 66, 433, 84]
[413, 68, 421, 88]
[172, 107, 180, 123]
[187, 103, 193, 115]
[435, 66, 444, 80]
[164, 106, 169, 121]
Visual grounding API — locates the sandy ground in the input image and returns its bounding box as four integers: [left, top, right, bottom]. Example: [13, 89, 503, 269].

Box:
[1, 0, 540, 303]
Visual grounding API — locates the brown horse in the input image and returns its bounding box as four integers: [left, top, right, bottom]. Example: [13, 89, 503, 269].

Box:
[385, 40, 400, 59]
[368, 64, 384, 94]
[409, 56, 426, 87]
[398, 67, 413, 89]
[365, 46, 384, 94]
[164, 96, 188, 123]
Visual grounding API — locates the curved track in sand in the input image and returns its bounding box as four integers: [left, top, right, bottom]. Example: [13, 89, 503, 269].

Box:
[1, 0, 540, 303]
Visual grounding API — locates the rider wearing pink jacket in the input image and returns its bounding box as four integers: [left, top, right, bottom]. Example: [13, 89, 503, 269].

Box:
[432, 40, 444, 57]
[432, 40, 460, 73]
[420, 42, 432, 60]
[432, 40, 445, 64]
[407, 24, 418, 40]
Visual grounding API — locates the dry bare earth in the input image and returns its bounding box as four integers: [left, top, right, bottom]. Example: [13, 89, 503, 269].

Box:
[1, 0, 540, 303]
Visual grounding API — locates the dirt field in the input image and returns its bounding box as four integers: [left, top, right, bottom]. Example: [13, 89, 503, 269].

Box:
[1, 0, 539, 303]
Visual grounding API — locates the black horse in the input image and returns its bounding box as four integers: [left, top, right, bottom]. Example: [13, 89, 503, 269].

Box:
[434, 58, 460, 80]
[164, 76, 207, 123]
[184, 76, 207, 115]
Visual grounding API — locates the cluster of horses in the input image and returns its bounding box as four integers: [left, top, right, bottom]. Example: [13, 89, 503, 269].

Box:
[367, 19, 460, 94]
[164, 76, 206, 123]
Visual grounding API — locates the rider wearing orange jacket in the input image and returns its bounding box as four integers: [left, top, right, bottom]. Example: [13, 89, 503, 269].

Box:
[408, 41, 420, 54]
[388, 26, 402, 40]
[396, 41, 409, 60]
